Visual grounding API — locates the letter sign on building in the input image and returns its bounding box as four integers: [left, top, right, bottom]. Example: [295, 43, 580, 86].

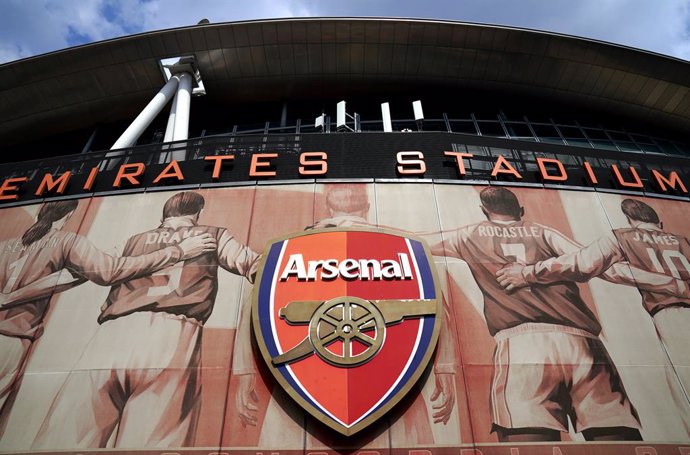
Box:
[252, 228, 442, 435]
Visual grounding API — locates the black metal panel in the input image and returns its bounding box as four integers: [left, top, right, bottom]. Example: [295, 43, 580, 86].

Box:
[2, 132, 690, 205]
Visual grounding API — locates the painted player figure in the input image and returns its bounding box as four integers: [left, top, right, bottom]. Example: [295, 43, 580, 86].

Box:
[313, 186, 458, 433]
[496, 198, 690, 416]
[313, 185, 457, 429]
[430, 187, 659, 442]
[0, 200, 215, 437]
[32, 192, 260, 448]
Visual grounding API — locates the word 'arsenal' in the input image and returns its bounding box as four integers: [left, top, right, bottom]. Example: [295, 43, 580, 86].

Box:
[279, 253, 414, 281]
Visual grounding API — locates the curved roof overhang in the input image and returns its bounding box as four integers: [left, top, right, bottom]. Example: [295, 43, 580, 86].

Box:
[0, 17, 689, 146]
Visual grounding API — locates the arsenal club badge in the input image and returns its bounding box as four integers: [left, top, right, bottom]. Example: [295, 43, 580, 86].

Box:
[252, 228, 442, 436]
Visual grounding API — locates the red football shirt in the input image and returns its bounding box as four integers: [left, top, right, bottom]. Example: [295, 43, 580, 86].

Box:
[440, 219, 602, 336]
[100, 217, 259, 324]
[0, 229, 181, 339]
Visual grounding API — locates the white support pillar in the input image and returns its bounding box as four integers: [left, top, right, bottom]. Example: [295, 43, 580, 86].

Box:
[172, 72, 193, 142]
[163, 90, 178, 143]
[158, 89, 179, 164]
[111, 75, 180, 150]
[170, 72, 193, 162]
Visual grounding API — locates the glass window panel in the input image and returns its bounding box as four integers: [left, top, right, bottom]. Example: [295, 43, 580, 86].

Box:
[552, 116, 578, 126]
[582, 128, 609, 140]
[531, 123, 563, 144]
[450, 121, 478, 135]
[614, 141, 641, 152]
[422, 120, 448, 132]
[565, 138, 592, 148]
[523, 114, 552, 124]
[674, 143, 690, 155]
[636, 142, 663, 154]
[631, 134, 653, 144]
[499, 112, 523, 122]
[477, 121, 506, 137]
[504, 122, 534, 139]
[466, 145, 491, 156]
[465, 145, 492, 171]
[655, 139, 682, 155]
[590, 140, 619, 151]
[608, 131, 632, 141]
[558, 126, 586, 139]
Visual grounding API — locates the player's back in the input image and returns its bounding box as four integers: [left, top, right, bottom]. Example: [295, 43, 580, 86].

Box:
[0, 229, 75, 339]
[614, 226, 690, 315]
[456, 219, 601, 336]
[100, 222, 223, 324]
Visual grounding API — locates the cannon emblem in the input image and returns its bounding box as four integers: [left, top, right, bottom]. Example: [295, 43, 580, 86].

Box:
[272, 296, 437, 367]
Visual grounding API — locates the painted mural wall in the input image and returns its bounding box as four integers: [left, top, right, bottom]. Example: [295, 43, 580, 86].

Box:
[0, 182, 689, 455]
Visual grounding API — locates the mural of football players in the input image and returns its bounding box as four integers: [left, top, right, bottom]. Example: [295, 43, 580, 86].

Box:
[0, 199, 215, 437]
[31, 191, 259, 449]
[496, 197, 690, 417]
[429, 186, 650, 443]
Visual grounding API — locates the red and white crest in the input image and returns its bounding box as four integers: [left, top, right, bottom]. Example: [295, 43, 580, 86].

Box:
[252, 228, 442, 436]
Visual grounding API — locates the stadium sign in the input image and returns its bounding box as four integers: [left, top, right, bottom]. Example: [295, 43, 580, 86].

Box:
[2, 147, 690, 204]
[251, 228, 442, 435]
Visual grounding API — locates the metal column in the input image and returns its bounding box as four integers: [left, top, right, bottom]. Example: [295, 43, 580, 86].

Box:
[110, 75, 180, 150]
[163, 90, 179, 143]
[170, 72, 193, 161]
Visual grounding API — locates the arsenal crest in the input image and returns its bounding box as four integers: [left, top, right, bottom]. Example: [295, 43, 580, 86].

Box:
[252, 228, 442, 436]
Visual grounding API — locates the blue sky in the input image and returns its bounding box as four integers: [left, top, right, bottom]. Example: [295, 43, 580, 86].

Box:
[1, 0, 689, 64]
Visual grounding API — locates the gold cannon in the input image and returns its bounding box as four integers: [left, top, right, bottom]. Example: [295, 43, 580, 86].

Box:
[272, 296, 436, 367]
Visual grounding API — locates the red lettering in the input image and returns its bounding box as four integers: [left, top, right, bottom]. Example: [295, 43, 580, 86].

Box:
[583, 161, 598, 184]
[491, 155, 522, 179]
[113, 163, 145, 188]
[83, 167, 99, 191]
[444, 151, 473, 176]
[299, 152, 328, 176]
[153, 160, 185, 184]
[36, 172, 71, 196]
[250, 153, 277, 177]
[204, 155, 234, 180]
[0, 177, 28, 201]
[612, 164, 644, 188]
[651, 169, 688, 193]
[537, 158, 567, 182]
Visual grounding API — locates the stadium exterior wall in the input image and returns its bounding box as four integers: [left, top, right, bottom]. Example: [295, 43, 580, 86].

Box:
[1, 18, 690, 455]
[0, 134, 689, 454]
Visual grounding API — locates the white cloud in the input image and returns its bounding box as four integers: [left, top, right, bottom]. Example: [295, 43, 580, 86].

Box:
[0, 43, 31, 63]
[134, 0, 306, 30]
[0, 0, 688, 64]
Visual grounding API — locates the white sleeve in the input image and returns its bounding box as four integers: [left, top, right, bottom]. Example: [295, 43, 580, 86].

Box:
[217, 230, 260, 282]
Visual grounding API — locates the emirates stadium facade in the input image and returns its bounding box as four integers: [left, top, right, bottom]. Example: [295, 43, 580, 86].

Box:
[1, 17, 690, 455]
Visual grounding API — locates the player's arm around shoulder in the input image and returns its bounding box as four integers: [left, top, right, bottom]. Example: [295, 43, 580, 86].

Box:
[535, 231, 622, 284]
[537, 222, 582, 256]
[64, 231, 214, 285]
[216, 229, 260, 282]
[429, 224, 475, 259]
